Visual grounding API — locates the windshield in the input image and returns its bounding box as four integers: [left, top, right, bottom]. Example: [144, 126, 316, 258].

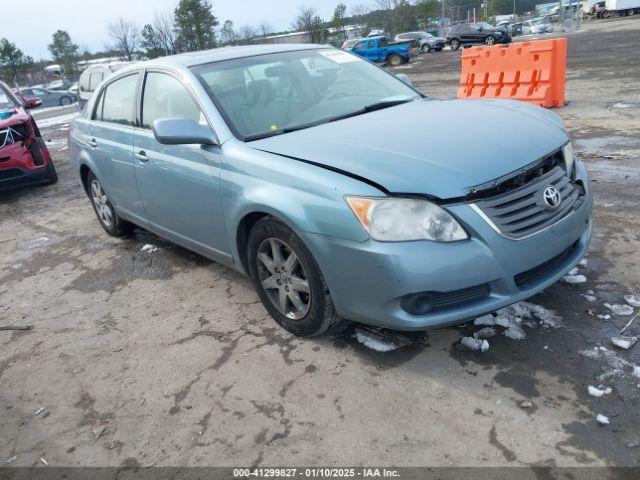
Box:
[530, 19, 542, 25]
[0, 88, 18, 110]
[192, 48, 421, 141]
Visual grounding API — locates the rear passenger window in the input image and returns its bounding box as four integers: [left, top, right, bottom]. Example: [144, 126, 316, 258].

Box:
[99, 74, 138, 126]
[141, 72, 201, 129]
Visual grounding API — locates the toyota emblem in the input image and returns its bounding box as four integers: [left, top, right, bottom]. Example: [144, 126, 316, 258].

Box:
[543, 186, 562, 209]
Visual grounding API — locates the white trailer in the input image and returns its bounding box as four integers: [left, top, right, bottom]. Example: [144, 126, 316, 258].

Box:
[605, 0, 640, 15]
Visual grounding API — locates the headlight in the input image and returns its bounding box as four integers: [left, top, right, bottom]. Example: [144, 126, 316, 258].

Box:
[562, 141, 575, 177]
[346, 196, 468, 242]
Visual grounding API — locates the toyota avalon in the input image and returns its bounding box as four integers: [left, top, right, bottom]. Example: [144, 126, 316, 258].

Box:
[69, 44, 592, 336]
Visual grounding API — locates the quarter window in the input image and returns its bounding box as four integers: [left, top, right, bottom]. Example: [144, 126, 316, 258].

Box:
[99, 74, 138, 126]
[141, 72, 202, 129]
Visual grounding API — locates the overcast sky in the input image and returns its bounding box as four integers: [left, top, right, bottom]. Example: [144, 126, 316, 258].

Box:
[3, 0, 366, 60]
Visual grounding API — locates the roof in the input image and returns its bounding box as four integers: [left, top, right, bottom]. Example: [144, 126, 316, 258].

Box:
[136, 43, 330, 70]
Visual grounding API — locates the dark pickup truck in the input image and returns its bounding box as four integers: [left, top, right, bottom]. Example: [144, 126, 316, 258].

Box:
[347, 36, 416, 66]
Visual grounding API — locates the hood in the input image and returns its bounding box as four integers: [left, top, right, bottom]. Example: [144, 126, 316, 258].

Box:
[0, 106, 29, 130]
[249, 99, 568, 199]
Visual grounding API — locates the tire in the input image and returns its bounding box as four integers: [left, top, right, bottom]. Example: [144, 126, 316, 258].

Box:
[387, 53, 404, 66]
[449, 38, 461, 50]
[86, 171, 132, 236]
[421, 43, 431, 53]
[247, 217, 341, 337]
[485, 35, 496, 46]
[59, 96, 72, 106]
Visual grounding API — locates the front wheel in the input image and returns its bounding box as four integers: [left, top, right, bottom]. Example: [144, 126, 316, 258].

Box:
[387, 53, 404, 66]
[485, 36, 496, 46]
[421, 43, 431, 53]
[449, 38, 461, 50]
[248, 217, 341, 337]
[59, 96, 73, 106]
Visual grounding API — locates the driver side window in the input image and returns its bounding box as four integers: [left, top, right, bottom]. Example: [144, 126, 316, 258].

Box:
[141, 72, 202, 130]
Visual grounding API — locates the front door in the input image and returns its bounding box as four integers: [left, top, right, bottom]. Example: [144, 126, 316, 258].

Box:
[133, 71, 230, 261]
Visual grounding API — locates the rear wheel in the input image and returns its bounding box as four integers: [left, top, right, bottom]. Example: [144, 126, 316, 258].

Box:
[248, 217, 341, 337]
[449, 38, 461, 50]
[485, 35, 496, 46]
[387, 53, 404, 66]
[86, 171, 132, 236]
[59, 96, 73, 106]
[421, 43, 431, 53]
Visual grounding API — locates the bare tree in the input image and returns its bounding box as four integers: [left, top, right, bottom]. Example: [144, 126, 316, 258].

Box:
[108, 18, 139, 61]
[373, 0, 394, 35]
[153, 13, 178, 55]
[238, 25, 257, 45]
[292, 6, 327, 43]
[258, 22, 272, 39]
[350, 4, 372, 37]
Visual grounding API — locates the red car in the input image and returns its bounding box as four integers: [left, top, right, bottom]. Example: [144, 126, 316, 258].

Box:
[0, 81, 57, 190]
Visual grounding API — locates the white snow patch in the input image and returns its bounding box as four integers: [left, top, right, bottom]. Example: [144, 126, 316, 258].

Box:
[568, 267, 579, 276]
[35, 112, 78, 128]
[460, 336, 489, 352]
[611, 335, 637, 350]
[141, 244, 159, 253]
[579, 258, 588, 267]
[588, 385, 612, 397]
[624, 295, 640, 308]
[563, 274, 587, 284]
[596, 414, 609, 425]
[633, 366, 640, 379]
[504, 325, 526, 340]
[474, 314, 497, 326]
[582, 294, 597, 302]
[474, 327, 497, 339]
[597, 314, 611, 320]
[605, 303, 634, 316]
[613, 103, 631, 109]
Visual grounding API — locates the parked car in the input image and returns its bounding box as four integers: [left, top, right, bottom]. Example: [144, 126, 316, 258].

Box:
[367, 29, 385, 37]
[78, 64, 128, 108]
[395, 31, 446, 53]
[16, 87, 76, 107]
[68, 81, 79, 96]
[447, 22, 512, 50]
[495, 20, 523, 36]
[349, 36, 414, 66]
[522, 18, 554, 34]
[341, 38, 363, 50]
[0, 81, 57, 190]
[69, 44, 592, 337]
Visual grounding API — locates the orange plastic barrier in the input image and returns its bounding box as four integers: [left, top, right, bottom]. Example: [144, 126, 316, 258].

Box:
[457, 38, 567, 108]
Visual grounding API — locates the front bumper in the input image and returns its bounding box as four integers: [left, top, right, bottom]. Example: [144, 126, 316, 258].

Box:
[303, 161, 592, 331]
[0, 141, 50, 190]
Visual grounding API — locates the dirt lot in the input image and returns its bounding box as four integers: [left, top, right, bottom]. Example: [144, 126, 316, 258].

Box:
[1, 18, 639, 469]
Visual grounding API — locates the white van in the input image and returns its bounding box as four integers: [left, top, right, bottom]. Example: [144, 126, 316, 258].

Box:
[78, 64, 127, 107]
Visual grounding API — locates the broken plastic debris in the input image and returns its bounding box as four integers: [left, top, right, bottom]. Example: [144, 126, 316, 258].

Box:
[34, 407, 44, 415]
[611, 336, 637, 350]
[605, 303, 634, 316]
[588, 385, 612, 397]
[40, 458, 49, 466]
[563, 274, 586, 284]
[624, 295, 640, 308]
[460, 336, 489, 352]
[597, 314, 611, 320]
[596, 414, 610, 425]
[353, 327, 411, 352]
[5, 456, 17, 464]
[141, 244, 159, 253]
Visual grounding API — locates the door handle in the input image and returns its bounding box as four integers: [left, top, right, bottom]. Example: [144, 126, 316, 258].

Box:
[88, 138, 98, 148]
[135, 150, 149, 162]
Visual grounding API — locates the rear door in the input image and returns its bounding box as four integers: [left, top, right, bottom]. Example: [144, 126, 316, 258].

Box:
[132, 70, 229, 259]
[88, 72, 149, 226]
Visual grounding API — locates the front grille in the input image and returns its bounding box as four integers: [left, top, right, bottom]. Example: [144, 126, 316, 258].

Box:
[431, 283, 490, 311]
[473, 165, 584, 239]
[514, 242, 578, 289]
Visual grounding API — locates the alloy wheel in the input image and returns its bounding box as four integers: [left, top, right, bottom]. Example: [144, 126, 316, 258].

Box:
[256, 237, 311, 320]
[90, 179, 113, 228]
[485, 36, 495, 46]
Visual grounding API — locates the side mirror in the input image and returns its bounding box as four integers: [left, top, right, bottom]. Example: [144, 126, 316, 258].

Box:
[396, 73, 413, 88]
[152, 117, 219, 146]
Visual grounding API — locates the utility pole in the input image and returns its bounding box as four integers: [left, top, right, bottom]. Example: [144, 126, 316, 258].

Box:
[442, 0, 445, 35]
[513, 0, 516, 20]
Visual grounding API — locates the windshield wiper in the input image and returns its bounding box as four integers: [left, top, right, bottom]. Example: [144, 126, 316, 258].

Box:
[329, 99, 414, 122]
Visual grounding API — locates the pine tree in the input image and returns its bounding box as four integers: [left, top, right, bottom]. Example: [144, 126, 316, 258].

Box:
[174, 0, 219, 52]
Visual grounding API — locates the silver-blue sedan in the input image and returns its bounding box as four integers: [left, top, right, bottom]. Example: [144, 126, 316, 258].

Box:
[69, 44, 592, 336]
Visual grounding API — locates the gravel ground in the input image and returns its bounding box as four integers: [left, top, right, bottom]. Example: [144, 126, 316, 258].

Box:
[1, 17, 639, 469]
